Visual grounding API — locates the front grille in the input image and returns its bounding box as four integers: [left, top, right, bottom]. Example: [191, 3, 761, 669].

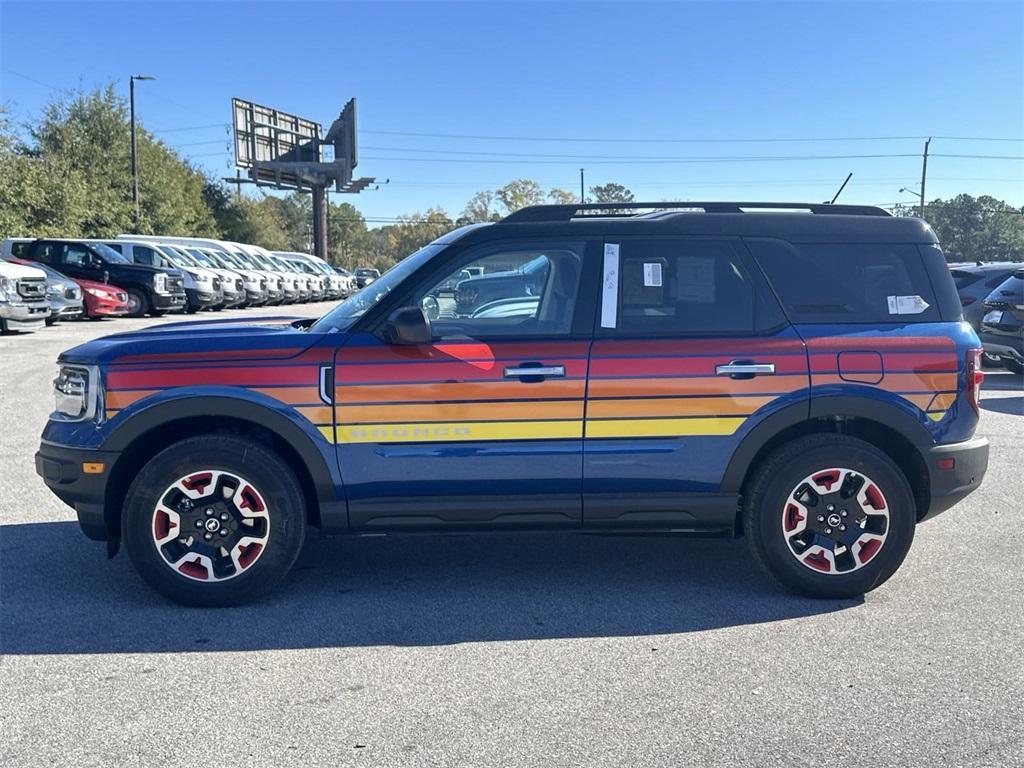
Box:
[167, 276, 184, 291]
[17, 278, 46, 300]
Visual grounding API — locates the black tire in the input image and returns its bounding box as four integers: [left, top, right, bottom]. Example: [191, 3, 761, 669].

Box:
[45, 316, 57, 326]
[743, 434, 916, 599]
[150, 310, 165, 318]
[1004, 359, 1024, 376]
[122, 435, 306, 607]
[125, 288, 149, 318]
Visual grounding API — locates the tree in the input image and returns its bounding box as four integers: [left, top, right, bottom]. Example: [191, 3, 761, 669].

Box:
[327, 201, 369, 268]
[894, 194, 1024, 262]
[461, 190, 501, 223]
[495, 179, 545, 213]
[589, 182, 634, 203]
[547, 187, 578, 204]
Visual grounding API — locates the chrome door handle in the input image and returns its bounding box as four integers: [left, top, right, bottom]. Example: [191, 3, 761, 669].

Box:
[715, 362, 776, 377]
[504, 365, 565, 378]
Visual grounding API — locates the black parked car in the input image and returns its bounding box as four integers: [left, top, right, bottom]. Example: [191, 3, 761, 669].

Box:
[454, 254, 550, 314]
[22, 239, 186, 318]
[950, 262, 1024, 353]
[978, 270, 1024, 375]
[354, 267, 380, 288]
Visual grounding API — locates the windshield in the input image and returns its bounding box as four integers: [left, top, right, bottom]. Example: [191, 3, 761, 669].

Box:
[203, 250, 231, 269]
[230, 250, 256, 269]
[162, 246, 198, 267]
[311, 243, 444, 332]
[91, 242, 130, 263]
[188, 250, 217, 268]
[217, 250, 244, 269]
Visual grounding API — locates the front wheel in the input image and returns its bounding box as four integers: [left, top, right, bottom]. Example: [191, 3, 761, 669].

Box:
[125, 288, 148, 318]
[743, 434, 916, 599]
[122, 435, 306, 606]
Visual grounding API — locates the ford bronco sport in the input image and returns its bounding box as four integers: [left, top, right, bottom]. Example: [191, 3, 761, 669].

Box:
[36, 202, 989, 606]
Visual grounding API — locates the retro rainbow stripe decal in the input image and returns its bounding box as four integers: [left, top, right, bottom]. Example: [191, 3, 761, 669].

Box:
[100, 333, 960, 445]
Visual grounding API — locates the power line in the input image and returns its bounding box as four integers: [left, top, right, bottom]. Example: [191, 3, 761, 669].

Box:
[362, 129, 1024, 144]
[152, 123, 227, 134]
[362, 153, 1022, 166]
[1, 67, 62, 91]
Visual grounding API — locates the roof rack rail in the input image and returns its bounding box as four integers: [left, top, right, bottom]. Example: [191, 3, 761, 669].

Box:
[501, 201, 891, 224]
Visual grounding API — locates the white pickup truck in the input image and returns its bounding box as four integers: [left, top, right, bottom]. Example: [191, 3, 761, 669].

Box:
[0, 259, 50, 333]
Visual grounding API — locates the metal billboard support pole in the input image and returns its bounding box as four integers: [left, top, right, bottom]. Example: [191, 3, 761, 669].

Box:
[312, 185, 328, 260]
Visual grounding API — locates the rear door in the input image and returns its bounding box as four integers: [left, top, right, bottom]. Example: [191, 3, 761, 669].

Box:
[332, 238, 599, 530]
[583, 236, 808, 530]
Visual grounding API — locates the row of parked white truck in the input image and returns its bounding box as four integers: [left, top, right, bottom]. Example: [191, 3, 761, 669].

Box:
[1, 234, 362, 332]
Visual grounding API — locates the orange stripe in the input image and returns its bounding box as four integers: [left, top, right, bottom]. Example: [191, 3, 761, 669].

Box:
[587, 374, 808, 399]
[251, 386, 322, 405]
[106, 390, 158, 409]
[337, 399, 583, 424]
[336, 379, 586, 404]
[587, 395, 775, 419]
[294, 405, 334, 424]
[812, 372, 957, 392]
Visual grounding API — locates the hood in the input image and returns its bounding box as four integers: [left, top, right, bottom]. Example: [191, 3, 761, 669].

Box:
[110, 261, 181, 278]
[74, 277, 126, 293]
[59, 315, 325, 366]
[0, 259, 47, 280]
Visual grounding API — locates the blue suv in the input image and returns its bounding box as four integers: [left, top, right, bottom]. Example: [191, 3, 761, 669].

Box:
[36, 202, 989, 606]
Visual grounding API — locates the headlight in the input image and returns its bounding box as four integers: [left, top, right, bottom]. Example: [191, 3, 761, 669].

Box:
[85, 287, 111, 298]
[0, 276, 15, 301]
[53, 364, 100, 422]
[187, 270, 211, 283]
[153, 273, 168, 293]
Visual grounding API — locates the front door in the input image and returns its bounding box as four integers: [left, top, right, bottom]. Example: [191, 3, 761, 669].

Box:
[333, 239, 597, 530]
[583, 236, 809, 530]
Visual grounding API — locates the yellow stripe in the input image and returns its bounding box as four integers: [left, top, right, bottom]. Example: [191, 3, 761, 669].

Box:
[585, 416, 746, 438]
[330, 420, 584, 444]
[927, 411, 946, 422]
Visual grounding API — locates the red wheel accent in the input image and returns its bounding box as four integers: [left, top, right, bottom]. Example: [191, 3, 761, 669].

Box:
[858, 538, 883, 563]
[864, 484, 886, 510]
[238, 485, 265, 513]
[182, 472, 213, 493]
[784, 504, 805, 532]
[812, 470, 840, 490]
[804, 551, 832, 572]
[153, 510, 175, 540]
[236, 542, 263, 569]
[179, 559, 209, 580]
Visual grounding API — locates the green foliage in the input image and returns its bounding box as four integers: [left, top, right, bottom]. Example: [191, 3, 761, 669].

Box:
[589, 182, 634, 203]
[893, 194, 1024, 262]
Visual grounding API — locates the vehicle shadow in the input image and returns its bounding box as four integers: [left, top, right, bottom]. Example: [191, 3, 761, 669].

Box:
[980, 396, 1024, 416]
[1, 521, 859, 655]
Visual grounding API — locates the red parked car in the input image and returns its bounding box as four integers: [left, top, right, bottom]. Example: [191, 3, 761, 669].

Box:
[75, 277, 131, 318]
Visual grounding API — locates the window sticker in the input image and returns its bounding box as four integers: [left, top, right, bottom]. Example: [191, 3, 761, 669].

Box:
[601, 243, 619, 328]
[676, 256, 716, 304]
[887, 295, 930, 315]
[643, 262, 663, 287]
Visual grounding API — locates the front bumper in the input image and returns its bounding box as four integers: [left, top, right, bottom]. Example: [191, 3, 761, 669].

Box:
[152, 291, 187, 312]
[917, 436, 990, 521]
[36, 442, 121, 541]
[1, 300, 50, 329]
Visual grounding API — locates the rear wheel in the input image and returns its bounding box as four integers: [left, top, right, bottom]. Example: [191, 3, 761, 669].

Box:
[743, 434, 916, 599]
[122, 435, 306, 606]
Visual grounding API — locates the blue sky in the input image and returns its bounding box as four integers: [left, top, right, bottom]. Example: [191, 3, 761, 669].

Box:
[2, 1, 1022, 225]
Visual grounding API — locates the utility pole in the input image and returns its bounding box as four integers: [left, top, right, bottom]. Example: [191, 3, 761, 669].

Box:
[129, 75, 155, 232]
[919, 137, 931, 219]
[579, 168, 585, 203]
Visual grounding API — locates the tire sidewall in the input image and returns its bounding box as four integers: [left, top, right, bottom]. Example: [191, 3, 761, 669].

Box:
[122, 437, 306, 606]
[750, 439, 916, 598]
[126, 288, 148, 317]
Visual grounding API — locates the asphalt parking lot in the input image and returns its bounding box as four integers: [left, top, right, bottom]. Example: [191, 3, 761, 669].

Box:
[1, 309, 1022, 767]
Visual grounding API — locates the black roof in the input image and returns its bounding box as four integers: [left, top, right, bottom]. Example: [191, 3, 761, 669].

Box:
[471, 201, 938, 244]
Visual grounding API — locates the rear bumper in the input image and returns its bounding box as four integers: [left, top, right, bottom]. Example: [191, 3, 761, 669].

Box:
[36, 442, 121, 541]
[979, 330, 1023, 363]
[917, 436, 989, 521]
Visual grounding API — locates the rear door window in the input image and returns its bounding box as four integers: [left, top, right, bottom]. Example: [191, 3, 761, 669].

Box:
[747, 239, 941, 324]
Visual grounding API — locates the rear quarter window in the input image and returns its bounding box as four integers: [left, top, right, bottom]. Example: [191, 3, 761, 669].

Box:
[746, 239, 941, 324]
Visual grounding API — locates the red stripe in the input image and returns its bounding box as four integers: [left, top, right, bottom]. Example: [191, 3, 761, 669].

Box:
[805, 336, 954, 351]
[590, 355, 808, 377]
[107, 366, 318, 389]
[592, 338, 805, 357]
[339, 340, 590, 364]
[333, 358, 590, 384]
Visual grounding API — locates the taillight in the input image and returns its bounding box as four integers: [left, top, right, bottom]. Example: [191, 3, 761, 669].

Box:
[960, 295, 976, 306]
[966, 348, 983, 416]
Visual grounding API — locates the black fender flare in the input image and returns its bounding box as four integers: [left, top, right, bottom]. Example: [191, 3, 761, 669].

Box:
[719, 394, 935, 495]
[103, 394, 338, 507]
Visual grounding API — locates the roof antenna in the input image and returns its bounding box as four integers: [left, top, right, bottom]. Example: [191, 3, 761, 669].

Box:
[827, 172, 853, 204]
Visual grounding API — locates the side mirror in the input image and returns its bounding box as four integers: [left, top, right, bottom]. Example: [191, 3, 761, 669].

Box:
[383, 306, 431, 345]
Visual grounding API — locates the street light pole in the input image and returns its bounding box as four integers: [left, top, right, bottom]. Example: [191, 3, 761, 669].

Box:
[579, 168, 585, 203]
[129, 75, 155, 232]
